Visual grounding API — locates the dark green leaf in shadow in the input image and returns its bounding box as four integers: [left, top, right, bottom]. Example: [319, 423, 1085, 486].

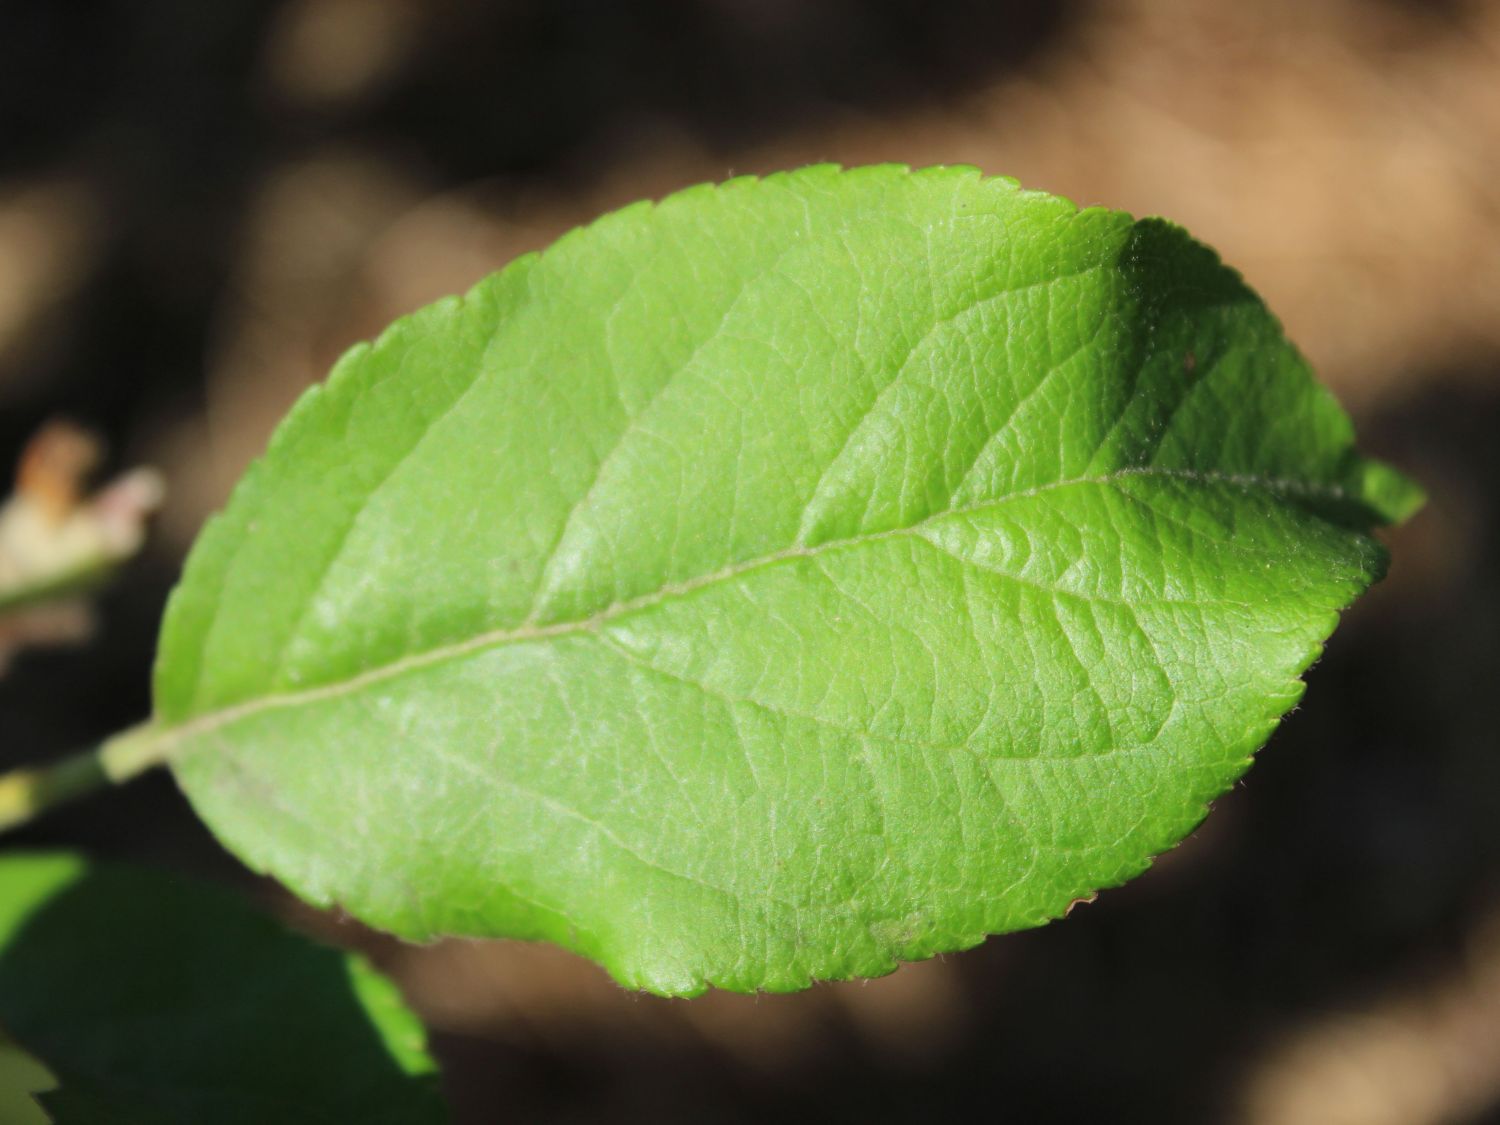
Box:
[0, 1026, 55, 1125]
[0, 852, 445, 1124]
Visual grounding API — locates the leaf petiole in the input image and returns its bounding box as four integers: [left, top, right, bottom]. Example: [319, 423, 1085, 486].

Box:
[0, 722, 166, 832]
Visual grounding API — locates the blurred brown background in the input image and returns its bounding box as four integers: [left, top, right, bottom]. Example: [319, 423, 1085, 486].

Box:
[2, 1, 1499, 1121]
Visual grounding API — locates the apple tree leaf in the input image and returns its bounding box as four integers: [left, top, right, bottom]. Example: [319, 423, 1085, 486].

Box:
[142, 164, 1420, 995]
[0, 851, 445, 1123]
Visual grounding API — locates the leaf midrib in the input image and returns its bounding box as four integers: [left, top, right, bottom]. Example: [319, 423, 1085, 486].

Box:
[148, 463, 1352, 757]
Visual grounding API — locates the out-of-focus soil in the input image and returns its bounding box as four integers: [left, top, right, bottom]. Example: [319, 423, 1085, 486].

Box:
[2, 1, 1499, 1121]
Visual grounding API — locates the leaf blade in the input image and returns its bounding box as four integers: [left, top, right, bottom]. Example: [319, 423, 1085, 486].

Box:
[0, 851, 445, 1123]
[154, 164, 1415, 993]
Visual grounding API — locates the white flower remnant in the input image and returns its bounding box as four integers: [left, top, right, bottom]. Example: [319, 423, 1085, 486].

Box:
[0, 420, 163, 673]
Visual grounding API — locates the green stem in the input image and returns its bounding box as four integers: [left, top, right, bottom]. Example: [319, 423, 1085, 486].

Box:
[0, 723, 167, 833]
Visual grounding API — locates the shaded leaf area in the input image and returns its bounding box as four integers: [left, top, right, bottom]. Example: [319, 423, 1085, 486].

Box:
[0, 1030, 54, 1125]
[0, 852, 445, 1124]
[152, 164, 1416, 994]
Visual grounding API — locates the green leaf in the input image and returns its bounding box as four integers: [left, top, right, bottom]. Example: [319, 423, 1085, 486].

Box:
[0, 1028, 55, 1125]
[145, 164, 1418, 995]
[0, 852, 445, 1123]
